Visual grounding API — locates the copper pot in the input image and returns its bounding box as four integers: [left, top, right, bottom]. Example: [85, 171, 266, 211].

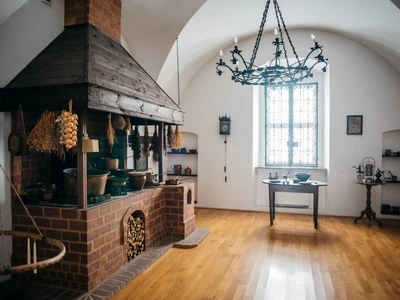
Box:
[63, 168, 110, 197]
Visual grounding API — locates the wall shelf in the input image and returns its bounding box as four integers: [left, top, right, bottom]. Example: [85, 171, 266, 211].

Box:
[381, 211, 400, 216]
[167, 173, 198, 177]
[166, 132, 199, 204]
[167, 152, 198, 155]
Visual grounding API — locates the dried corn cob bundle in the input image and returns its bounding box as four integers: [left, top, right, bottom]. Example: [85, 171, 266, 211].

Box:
[61, 100, 78, 150]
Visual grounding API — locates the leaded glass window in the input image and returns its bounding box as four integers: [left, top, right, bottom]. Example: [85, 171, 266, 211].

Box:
[265, 83, 318, 166]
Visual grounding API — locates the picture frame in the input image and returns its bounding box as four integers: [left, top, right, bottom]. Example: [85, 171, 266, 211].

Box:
[347, 115, 363, 135]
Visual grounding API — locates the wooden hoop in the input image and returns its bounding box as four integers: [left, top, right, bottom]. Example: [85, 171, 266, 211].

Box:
[0, 231, 66, 275]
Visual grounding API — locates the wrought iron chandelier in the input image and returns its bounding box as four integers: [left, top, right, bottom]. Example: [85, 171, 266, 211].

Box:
[216, 0, 328, 86]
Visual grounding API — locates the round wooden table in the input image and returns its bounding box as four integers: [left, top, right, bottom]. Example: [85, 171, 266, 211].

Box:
[353, 180, 386, 226]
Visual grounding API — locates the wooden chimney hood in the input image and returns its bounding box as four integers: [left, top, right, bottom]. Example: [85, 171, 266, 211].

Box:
[0, 0, 184, 125]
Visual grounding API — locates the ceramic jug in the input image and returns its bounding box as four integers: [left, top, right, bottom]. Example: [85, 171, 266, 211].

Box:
[172, 165, 182, 175]
[185, 167, 192, 176]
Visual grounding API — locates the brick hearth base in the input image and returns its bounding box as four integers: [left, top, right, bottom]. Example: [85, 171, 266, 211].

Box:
[11, 183, 195, 292]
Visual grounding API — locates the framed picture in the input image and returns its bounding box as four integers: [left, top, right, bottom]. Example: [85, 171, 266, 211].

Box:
[347, 115, 363, 135]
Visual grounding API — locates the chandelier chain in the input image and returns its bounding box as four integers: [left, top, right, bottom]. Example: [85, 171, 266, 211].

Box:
[249, 0, 271, 68]
[274, 0, 301, 63]
[273, 1, 290, 68]
[176, 37, 181, 106]
[215, 0, 329, 86]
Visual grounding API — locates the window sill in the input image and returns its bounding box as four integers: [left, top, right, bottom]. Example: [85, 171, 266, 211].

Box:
[255, 166, 327, 171]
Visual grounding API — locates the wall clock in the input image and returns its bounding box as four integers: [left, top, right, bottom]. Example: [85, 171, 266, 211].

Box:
[219, 114, 231, 183]
[219, 115, 231, 135]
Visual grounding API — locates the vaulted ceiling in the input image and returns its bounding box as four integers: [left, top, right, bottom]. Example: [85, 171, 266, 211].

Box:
[1, 0, 400, 99]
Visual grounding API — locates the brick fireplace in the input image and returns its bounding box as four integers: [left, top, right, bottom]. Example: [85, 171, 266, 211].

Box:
[4, 0, 194, 292]
[12, 184, 196, 292]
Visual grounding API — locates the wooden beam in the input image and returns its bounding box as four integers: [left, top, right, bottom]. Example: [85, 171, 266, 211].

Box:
[158, 122, 164, 182]
[88, 86, 184, 125]
[77, 109, 88, 209]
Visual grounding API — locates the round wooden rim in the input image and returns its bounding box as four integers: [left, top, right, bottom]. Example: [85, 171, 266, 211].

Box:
[0, 230, 66, 275]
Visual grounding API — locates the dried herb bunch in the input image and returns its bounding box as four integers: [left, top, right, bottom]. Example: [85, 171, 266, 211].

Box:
[143, 125, 150, 158]
[171, 125, 184, 149]
[107, 113, 116, 153]
[150, 125, 158, 154]
[124, 116, 132, 133]
[132, 125, 141, 161]
[113, 114, 126, 131]
[167, 124, 173, 148]
[27, 111, 57, 153]
[54, 116, 66, 161]
[163, 125, 167, 154]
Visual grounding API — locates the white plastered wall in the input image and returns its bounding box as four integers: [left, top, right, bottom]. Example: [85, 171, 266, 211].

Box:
[173, 29, 400, 216]
[0, 0, 64, 273]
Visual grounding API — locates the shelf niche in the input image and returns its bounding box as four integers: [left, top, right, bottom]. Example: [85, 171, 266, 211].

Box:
[166, 131, 199, 203]
[381, 129, 400, 214]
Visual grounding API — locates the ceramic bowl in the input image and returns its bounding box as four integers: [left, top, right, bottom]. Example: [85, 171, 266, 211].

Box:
[294, 172, 311, 182]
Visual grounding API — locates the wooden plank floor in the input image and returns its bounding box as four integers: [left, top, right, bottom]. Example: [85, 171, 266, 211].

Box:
[113, 208, 400, 300]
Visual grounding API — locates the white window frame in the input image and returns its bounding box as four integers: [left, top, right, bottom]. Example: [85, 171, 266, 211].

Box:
[264, 83, 319, 167]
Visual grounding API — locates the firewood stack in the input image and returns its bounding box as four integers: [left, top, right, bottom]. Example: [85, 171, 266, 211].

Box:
[127, 216, 145, 261]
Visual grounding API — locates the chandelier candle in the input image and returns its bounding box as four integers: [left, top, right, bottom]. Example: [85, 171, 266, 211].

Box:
[216, 0, 329, 86]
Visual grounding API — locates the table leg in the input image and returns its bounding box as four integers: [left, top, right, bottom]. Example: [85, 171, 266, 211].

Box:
[354, 185, 382, 226]
[272, 193, 275, 220]
[269, 188, 274, 226]
[354, 209, 366, 224]
[313, 190, 319, 229]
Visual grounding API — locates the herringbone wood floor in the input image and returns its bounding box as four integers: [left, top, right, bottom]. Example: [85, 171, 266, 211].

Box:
[113, 208, 400, 300]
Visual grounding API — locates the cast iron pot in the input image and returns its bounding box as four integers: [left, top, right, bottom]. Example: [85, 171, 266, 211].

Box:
[110, 169, 136, 177]
[128, 172, 146, 191]
[165, 179, 180, 185]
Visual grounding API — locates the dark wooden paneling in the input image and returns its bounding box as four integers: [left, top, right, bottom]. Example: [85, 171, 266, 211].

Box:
[88, 26, 181, 111]
[2, 24, 184, 125]
[0, 84, 89, 112]
[6, 25, 87, 89]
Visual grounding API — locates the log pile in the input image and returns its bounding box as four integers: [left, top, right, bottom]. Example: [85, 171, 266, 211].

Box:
[127, 216, 145, 261]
